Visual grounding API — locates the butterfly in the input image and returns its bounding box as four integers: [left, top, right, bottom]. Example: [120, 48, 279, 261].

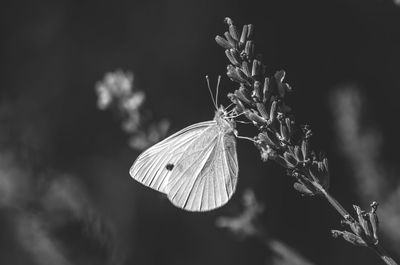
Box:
[129, 77, 239, 211]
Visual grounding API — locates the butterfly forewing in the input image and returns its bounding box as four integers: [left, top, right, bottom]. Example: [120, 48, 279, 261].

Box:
[129, 109, 239, 212]
[129, 121, 215, 193]
[167, 124, 238, 211]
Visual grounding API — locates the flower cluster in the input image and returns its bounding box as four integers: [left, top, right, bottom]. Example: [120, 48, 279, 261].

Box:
[332, 202, 379, 247]
[216, 18, 329, 196]
[216, 189, 264, 238]
[216, 18, 397, 264]
[95, 70, 170, 150]
[217, 189, 316, 265]
[95, 70, 144, 132]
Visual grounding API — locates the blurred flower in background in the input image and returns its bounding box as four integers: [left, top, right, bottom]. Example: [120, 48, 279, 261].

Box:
[216, 189, 315, 265]
[95, 70, 144, 132]
[95, 70, 170, 151]
[0, 152, 118, 265]
[216, 189, 264, 239]
[331, 86, 400, 255]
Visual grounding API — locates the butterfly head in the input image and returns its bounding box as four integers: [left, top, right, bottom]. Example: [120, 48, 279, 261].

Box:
[214, 106, 236, 133]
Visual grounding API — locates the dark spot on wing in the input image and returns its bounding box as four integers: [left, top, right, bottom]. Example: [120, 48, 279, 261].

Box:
[166, 163, 174, 171]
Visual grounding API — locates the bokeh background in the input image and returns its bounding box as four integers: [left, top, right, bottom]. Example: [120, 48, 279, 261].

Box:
[1, 0, 400, 264]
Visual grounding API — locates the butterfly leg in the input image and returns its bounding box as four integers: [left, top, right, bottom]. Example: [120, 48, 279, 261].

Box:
[233, 129, 258, 143]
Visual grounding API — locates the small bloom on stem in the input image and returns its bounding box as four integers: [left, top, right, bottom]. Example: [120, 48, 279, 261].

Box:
[225, 49, 241, 66]
[239, 25, 248, 48]
[369, 202, 379, 242]
[224, 31, 237, 49]
[332, 203, 380, 247]
[215, 35, 233, 49]
[332, 230, 368, 247]
[224, 17, 240, 41]
[293, 181, 314, 196]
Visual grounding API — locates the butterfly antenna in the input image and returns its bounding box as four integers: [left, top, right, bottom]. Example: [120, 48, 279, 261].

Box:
[205, 75, 217, 110]
[215, 75, 221, 107]
[225, 104, 237, 115]
[225, 102, 234, 110]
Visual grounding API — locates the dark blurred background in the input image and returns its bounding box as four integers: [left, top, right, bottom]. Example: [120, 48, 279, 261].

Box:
[1, 0, 400, 264]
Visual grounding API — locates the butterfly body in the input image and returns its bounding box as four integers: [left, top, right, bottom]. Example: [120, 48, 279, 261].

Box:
[129, 107, 238, 211]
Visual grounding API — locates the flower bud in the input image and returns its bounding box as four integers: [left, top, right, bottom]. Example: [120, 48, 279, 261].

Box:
[225, 49, 241, 66]
[354, 205, 371, 237]
[230, 49, 242, 65]
[269, 101, 277, 123]
[280, 120, 290, 142]
[229, 23, 239, 41]
[247, 24, 254, 39]
[235, 87, 253, 105]
[256, 103, 269, 120]
[223, 18, 238, 42]
[293, 182, 314, 196]
[301, 138, 310, 161]
[252, 59, 261, 77]
[294, 145, 303, 162]
[215, 35, 232, 49]
[274, 70, 286, 97]
[275, 70, 285, 83]
[248, 111, 268, 126]
[259, 145, 277, 162]
[227, 65, 237, 81]
[283, 152, 297, 168]
[252, 81, 262, 101]
[349, 219, 366, 239]
[244, 40, 254, 60]
[228, 92, 246, 114]
[239, 25, 248, 48]
[322, 157, 329, 172]
[224, 31, 237, 49]
[227, 65, 248, 84]
[235, 67, 250, 84]
[369, 202, 379, 241]
[263, 77, 270, 103]
[332, 230, 367, 247]
[258, 131, 280, 147]
[224, 17, 233, 25]
[241, 61, 251, 77]
[285, 117, 293, 135]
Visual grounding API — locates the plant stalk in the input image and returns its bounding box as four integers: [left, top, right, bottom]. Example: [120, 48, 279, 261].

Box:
[315, 183, 398, 265]
[370, 244, 399, 265]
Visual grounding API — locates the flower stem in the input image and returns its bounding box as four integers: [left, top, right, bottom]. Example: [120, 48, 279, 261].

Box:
[370, 244, 398, 265]
[313, 182, 352, 220]
[216, 17, 398, 265]
[314, 183, 398, 265]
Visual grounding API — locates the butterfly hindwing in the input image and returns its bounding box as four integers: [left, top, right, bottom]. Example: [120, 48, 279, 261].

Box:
[166, 125, 238, 211]
[129, 121, 215, 193]
[222, 130, 238, 195]
[129, 108, 239, 212]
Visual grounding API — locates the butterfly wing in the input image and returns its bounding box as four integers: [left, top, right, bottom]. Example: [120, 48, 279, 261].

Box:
[129, 121, 215, 193]
[167, 125, 238, 211]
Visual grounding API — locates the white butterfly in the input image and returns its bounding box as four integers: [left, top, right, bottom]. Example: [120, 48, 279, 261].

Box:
[129, 82, 239, 211]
